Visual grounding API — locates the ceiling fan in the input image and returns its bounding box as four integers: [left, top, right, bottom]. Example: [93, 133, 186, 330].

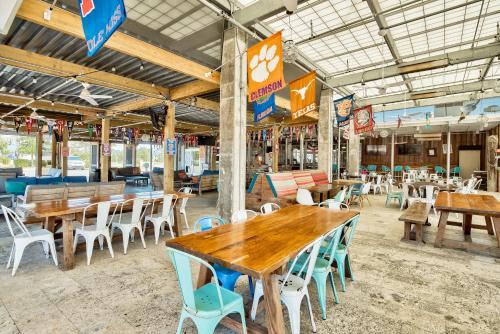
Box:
[48, 82, 112, 106]
[388, 111, 423, 121]
[352, 79, 413, 95]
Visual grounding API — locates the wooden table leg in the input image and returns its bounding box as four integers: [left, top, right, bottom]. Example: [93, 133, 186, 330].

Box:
[172, 205, 182, 237]
[262, 274, 286, 334]
[492, 218, 500, 247]
[434, 211, 449, 248]
[484, 216, 495, 235]
[45, 216, 55, 233]
[403, 222, 411, 241]
[415, 224, 423, 244]
[61, 214, 75, 270]
[196, 264, 213, 288]
[463, 214, 472, 236]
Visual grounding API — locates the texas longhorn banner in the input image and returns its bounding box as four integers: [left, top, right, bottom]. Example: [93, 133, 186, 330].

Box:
[253, 93, 276, 123]
[289, 71, 316, 120]
[247, 32, 285, 102]
[334, 94, 354, 127]
[79, 0, 127, 56]
[353, 105, 374, 134]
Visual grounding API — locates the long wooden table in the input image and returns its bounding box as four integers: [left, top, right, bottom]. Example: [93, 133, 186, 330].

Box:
[166, 205, 359, 334]
[18, 191, 195, 270]
[308, 184, 340, 203]
[434, 192, 500, 257]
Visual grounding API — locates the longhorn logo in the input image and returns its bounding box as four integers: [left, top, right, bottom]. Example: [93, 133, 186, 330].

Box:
[80, 0, 95, 18]
[291, 79, 314, 101]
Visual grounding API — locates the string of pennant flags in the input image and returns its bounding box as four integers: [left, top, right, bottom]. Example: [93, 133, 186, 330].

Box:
[248, 124, 318, 142]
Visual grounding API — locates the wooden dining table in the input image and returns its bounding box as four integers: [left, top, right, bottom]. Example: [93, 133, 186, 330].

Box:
[434, 192, 500, 257]
[308, 184, 340, 203]
[17, 191, 195, 270]
[166, 205, 359, 334]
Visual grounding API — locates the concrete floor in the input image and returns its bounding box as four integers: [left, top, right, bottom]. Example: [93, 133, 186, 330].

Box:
[0, 192, 499, 334]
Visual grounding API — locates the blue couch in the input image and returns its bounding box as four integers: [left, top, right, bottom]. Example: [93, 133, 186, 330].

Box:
[6, 175, 88, 196]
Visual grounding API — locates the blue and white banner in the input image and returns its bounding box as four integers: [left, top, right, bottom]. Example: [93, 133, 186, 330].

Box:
[253, 93, 276, 123]
[334, 94, 354, 127]
[79, 0, 127, 56]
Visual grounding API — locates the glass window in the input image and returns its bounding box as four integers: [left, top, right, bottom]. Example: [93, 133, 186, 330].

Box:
[136, 143, 151, 172]
[152, 144, 164, 170]
[111, 143, 125, 168]
[68, 140, 92, 179]
[0, 134, 36, 176]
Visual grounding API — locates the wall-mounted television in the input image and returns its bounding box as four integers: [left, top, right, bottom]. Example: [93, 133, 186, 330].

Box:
[398, 143, 422, 155]
[366, 145, 387, 155]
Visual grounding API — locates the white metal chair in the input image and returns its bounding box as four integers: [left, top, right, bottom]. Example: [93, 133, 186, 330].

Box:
[418, 185, 439, 215]
[296, 188, 316, 205]
[318, 200, 349, 210]
[177, 187, 192, 228]
[471, 179, 482, 194]
[260, 202, 280, 215]
[401, 183, 419, 210]
[371, 175, 383, 194]
[111, 198, 149, 254]
[72, 201, 115, 265]
[250, 237, 323, 334]
[230, 209, 258, 223]
[359, 182, 372, 207]
[144, 194, 178, 243]
[1, 205, 58, 276]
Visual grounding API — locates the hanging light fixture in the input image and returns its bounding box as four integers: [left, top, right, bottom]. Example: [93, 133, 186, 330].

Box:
[283, 12, 298, 64]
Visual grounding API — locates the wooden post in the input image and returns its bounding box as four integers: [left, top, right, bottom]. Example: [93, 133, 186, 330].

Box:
[164, 102, 175, 192]
[51, 132, 57, 168]
[100, 118, 110, 182]
[299, 128, 304, 170]
[272, 125, 280, 172]
[35, 131, 43, 177]
[62, 128, 68, 177]
[390, 132, 395, 172]
[446, 129, 451, 181]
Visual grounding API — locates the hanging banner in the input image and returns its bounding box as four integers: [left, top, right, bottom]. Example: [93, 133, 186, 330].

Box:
[353, 105, 374, 135]
[253, 93, 276, 122]
[334, 94, 354, 127]
[166, 138, 177, 156]
[247, 32, 285, 102]
[79, 0, 127, 57]
[290, 71, 316, 119]
[25, 118, 34, 135]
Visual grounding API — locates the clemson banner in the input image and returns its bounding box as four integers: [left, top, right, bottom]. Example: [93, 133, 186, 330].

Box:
[247, 32, 285, 102]
[353, 105, 374, 134]
[289, 71, 316, 119]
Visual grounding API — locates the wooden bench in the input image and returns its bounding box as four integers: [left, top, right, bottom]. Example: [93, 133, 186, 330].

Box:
[399, 202, 432, 244]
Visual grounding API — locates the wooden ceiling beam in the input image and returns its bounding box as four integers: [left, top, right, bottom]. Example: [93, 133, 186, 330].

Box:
[17, 0, 219, 85]
[0, 45, 168, 98]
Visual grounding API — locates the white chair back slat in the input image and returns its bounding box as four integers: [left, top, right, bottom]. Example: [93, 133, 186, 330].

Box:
[1, 206, 31, 237]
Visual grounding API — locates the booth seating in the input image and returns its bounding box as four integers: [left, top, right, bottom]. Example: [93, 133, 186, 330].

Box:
[246, 170, 329, 210]
[0, 167, 23, 176]
[191, 170, 219, 194]
[0, 172, 17, 208]
[44, 168, 62, 177]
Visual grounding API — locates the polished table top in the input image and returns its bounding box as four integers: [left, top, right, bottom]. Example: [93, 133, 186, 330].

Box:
[166, 205, 359, 279]
[434, 192, 500, 216]
[308, 184, 337, 192]
[18, 191, 195, 218]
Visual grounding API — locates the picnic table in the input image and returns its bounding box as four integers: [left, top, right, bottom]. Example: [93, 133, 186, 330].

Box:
[17, 191, 195, 270]
[166, 205, 359, 334]
[434, 192, 500, 257]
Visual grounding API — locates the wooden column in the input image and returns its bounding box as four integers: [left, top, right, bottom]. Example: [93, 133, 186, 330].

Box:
[62, 128, 68, 177]
[164, 102, 175, 193]
[390, 132, 395, 172]
[51, 132, 57, 168]
[35, 131, 43, 177]
[299, 129, 304, 170]
[100, 118, 110, 182]
[272, 125, 280, 172]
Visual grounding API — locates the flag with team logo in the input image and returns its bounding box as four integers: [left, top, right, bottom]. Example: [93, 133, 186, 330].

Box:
[247, 32, 285, 102]
[79, 0, 127, 56]
[289, 71, 316, 120]
[334, 95, 354, 127]
[253, 93, 276, 123]
[353, 105, 374, 134]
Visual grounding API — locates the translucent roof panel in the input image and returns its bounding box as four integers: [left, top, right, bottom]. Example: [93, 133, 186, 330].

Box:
[198, 40, 222, 60]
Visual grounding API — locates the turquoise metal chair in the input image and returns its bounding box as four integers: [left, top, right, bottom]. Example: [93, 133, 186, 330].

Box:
[168, 248, 247, 334]
[334, 216, 360, 292]
[385, 182, 403, 207]
[343, 185, 354, 205]
[452, 166, 460, 176]
[293, 224, 344, 320]
[367, 165, 377, 172]
[349, 183, 364, 206]
[404, 165, 411, 172]
[381, 165, 390, 173]
[434, 166, 445, 175]
[394, 165, 403, 173]
[194, 216, 254, 297]
[332, 164, 338, 174]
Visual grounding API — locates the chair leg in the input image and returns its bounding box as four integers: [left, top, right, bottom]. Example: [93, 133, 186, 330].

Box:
[336, 255, 346, 292]
[183, 212, 189, 229]
[48, 239, 58, 266]
[73, 233, 80, 254]
[346, 253, 354, 282]
[305, 290, 317, 333]
[328, 271, 340, 304]
[85, 236, 96, 266]
[122, 228, 130, 254]
[152, 221, 162, 245]
[248, 276, 254, 298]
[175, 309, 188, 334]
[103, 231, 114, 259]
[97, 235, 104, 251]
[239, 305, 248, 334]
[250, 282, 263, 321]
[11, 242, 27, 276]
[313, 274, 328, 320]
[41, 241, 49, 258]
[283, 297, 303, 334]
[6, 244, 14, 269]
[136, 225, 147, 249]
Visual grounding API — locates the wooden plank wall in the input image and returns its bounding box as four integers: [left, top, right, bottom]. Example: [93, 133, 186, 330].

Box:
[362, 132, 487, 170]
